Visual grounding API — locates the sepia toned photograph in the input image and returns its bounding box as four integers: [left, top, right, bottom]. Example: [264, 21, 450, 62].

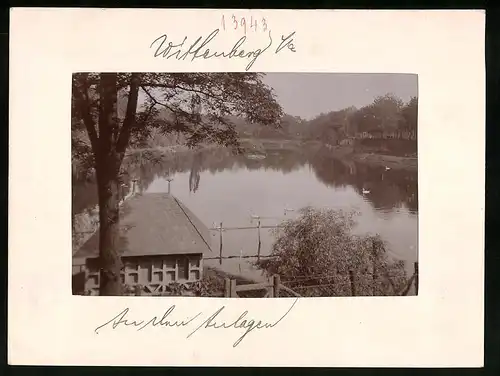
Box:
[72, 72, 418, 298]
[9, 7, 486, 368]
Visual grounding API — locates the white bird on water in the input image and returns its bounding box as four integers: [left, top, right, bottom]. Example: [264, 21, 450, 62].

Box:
[385, 166, 391, 171]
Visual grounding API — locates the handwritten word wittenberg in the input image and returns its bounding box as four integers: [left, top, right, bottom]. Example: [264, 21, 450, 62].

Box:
[94, 299, 299, 347]
[150, 29, 296, 71]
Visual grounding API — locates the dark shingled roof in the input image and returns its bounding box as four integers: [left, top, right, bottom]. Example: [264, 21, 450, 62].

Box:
[73, 193, 212, 259]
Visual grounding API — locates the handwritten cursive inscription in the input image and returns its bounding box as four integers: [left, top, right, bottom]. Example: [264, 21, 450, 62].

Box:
[94, 306, 202, 334]
[150, 29, 296, 71]
[187, 298, 298, 347]
[276, 32, 296, 53]
[95, 298, 299, 347]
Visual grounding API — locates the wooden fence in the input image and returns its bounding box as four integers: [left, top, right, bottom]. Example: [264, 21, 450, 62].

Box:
[224, 262, 418, 298]
[210, 220, 284, 264]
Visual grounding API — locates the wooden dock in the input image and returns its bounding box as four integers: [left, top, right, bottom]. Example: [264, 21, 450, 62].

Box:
[72, 192, 213, 295]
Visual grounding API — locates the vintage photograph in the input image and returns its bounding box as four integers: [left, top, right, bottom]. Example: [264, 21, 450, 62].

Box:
[72, 72, 418, 297]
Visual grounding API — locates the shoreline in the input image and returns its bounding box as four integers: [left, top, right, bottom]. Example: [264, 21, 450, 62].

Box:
[125, 139, 418, 172]
[324, 145, 417, 172]
[352, 153, 417, 171]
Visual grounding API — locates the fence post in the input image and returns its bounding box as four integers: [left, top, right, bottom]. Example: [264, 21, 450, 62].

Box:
[224, 278, 231, 297]
[239, 249, 243, 274]
[349, 270, 356, 296]
[273, 275, 281, 298]
[414, 261, 419, 295]
[219, 222, 223, 265]
[131, 178, 138, 195]
[230, 279, 237, 298]
[257, 219, 261, 262]
[166, 177, 173, 195]
[267, 276, 274, 298]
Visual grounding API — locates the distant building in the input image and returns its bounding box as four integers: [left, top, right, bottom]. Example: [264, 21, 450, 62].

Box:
[355, 131, 372, 139]
[72, 193, 212, 295]
[339, 138, 354, 146]
[353, 129, 417, 141]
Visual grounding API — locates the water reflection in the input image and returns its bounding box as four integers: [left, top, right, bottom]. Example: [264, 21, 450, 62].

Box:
[189, 151, 202, 193]
[309, 150, 417, 213]
[117, 146, 418, 215]
[73, 145, 418, 278]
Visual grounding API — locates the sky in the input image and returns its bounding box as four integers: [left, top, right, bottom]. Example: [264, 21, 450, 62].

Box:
[261, 73, 418, 120]
[135, 73, 418, 120]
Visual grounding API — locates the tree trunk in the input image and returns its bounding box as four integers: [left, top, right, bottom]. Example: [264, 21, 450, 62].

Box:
[96, 73, 124, 296]
[96, 162, 124, 295]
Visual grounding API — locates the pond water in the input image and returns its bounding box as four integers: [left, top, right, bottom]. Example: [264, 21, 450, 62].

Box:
[122, 145, 419, 281]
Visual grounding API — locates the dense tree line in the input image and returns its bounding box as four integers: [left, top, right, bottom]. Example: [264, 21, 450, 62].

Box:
[231, 93, 418, 145]
[108, 92, 418, 149]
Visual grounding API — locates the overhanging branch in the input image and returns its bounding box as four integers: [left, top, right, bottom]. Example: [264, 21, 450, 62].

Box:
[141, 82, 226, 106]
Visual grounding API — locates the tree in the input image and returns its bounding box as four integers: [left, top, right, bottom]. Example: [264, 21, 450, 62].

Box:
[371, 93, 404, 132]
[72, 72, 283, 295]
[351, 104, 379, 134]
[400, 96, 418, 136]
[256, 207, 409, 296]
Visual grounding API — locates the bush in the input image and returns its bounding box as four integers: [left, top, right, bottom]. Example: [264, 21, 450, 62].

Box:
[256, 207, 410, 296]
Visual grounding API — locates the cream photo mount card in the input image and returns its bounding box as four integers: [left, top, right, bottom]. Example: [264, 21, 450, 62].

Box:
[9, 8, 484, 367]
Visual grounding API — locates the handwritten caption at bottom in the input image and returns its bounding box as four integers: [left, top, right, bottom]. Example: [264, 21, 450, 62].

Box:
[95, 298, 298, 347]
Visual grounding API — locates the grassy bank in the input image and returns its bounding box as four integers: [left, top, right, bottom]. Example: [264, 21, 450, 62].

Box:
[230, 138, 417, 172]
[352, 152, 417, 171]
[325, 145, 417, 171]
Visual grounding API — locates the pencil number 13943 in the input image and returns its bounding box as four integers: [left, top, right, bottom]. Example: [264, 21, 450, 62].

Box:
[221, 15, 268, 34]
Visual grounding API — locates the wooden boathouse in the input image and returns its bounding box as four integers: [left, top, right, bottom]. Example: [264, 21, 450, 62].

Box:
[72, 192, 212, 295]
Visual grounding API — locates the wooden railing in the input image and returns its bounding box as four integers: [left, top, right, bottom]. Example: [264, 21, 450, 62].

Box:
[223, 262, 418, 298]
[224, 275, 301, 298]
[210, 221, 285, 264]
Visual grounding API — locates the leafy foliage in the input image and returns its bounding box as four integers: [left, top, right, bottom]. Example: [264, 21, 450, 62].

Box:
[136, 73, 283, 148]
[400, 96, 418, 131]
[256, 207, 410, 296]
[72, 73, 284, 175]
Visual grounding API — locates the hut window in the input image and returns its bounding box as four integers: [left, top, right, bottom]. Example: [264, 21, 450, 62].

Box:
[165, 271, 175, 282]
[189, 257, 200, 268]
[165, 257, 176, 269]
[126, 273, 138, 284]
[190, 270, 200, 280]
[153, 259, 162, 270]
[177, 257, 189, 280]
[153, 272, 163, 283]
